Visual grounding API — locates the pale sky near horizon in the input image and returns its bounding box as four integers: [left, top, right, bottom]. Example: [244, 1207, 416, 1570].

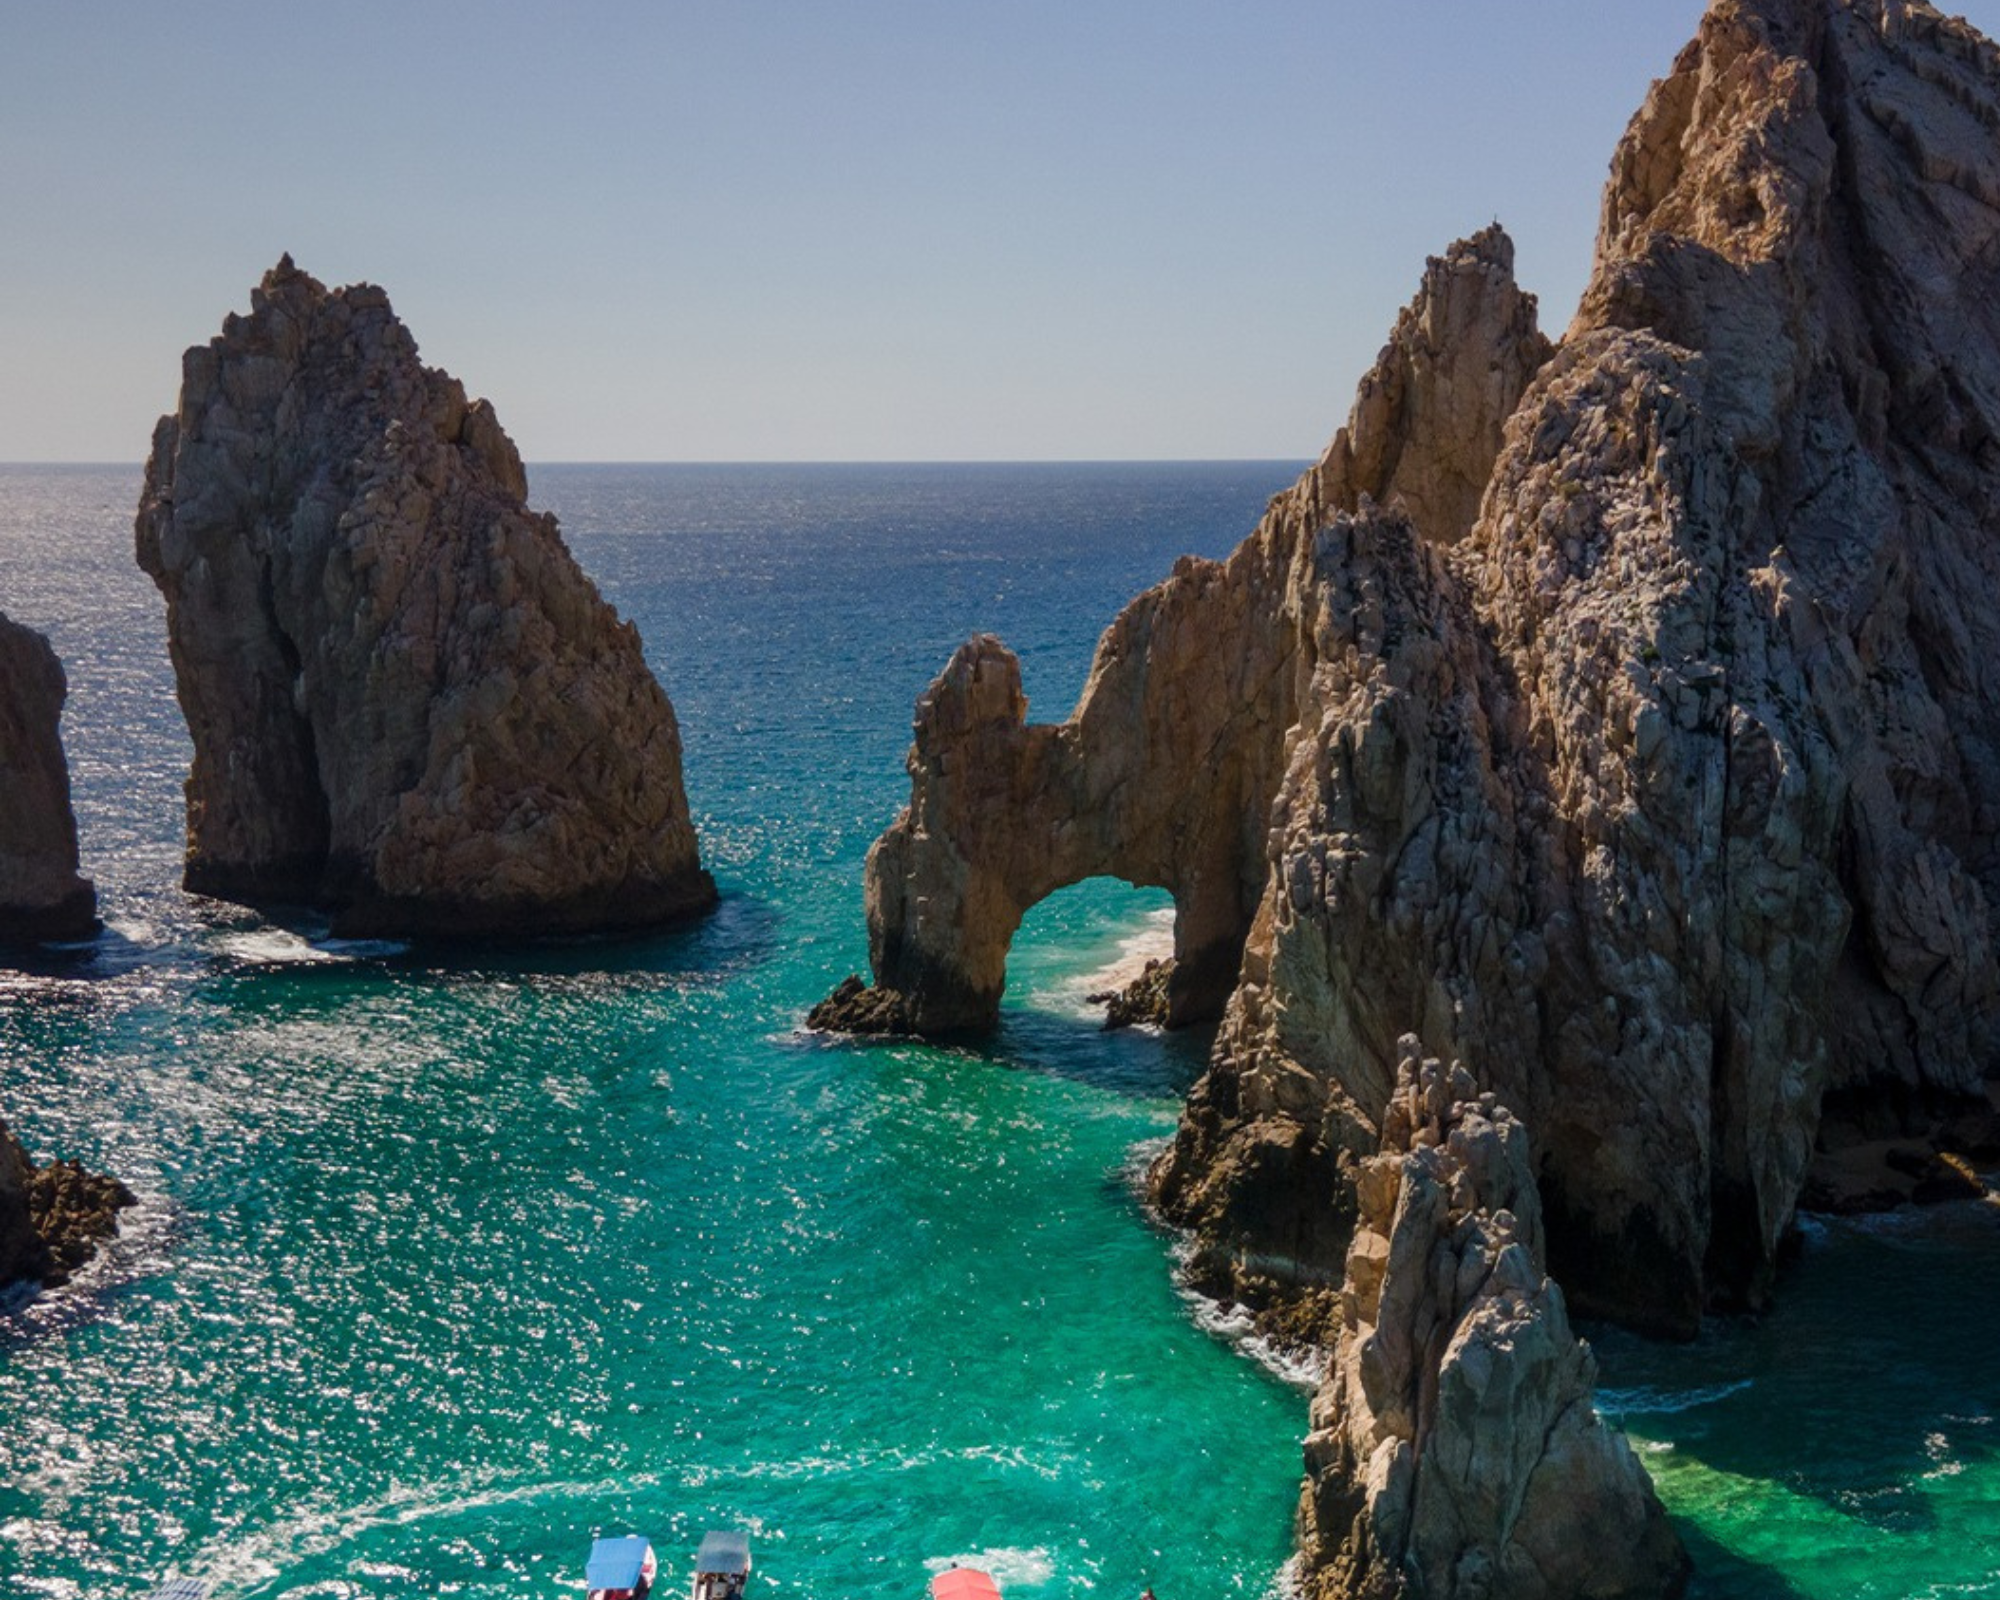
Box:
[8, 2, 1999, 464]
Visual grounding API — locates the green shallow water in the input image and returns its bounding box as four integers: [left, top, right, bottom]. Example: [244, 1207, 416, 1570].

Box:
[1, 463, 1997, 1599]
[1597, 1203, 2000, 1600]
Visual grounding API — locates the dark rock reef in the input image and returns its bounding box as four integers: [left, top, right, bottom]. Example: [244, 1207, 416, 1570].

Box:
[0, 611, 97, 943]
[830, 0, 2000, 1593]
[0, 1119, 134, 1291]
[136, 258, 715, 937]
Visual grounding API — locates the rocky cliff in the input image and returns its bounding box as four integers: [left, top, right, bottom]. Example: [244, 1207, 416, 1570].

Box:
[831, 1, 2000, 1591]
[1298, 1040, 1684, 1600]
[0, 611, 97, 943]
[835, 0, 2000, 1337]
[136, 259, 714, 937]
[812, 227, 1548, 1037]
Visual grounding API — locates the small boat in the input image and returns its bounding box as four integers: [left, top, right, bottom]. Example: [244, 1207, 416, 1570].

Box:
[931, 1568, 1002, 1600]
[588, 1534, 660, 1600]
[692, 1529, 753, 1600]
[144, 1584, 212, 1600]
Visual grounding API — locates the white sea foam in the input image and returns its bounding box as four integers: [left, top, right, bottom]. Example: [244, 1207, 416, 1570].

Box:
[1046, 907, 1176, 1023]
[1181, 1279, 1329, 1390]
[1115, 1139, 1328, 1389]
[924, 1546, 1058, 1588]
[212, 929, 408, 966]
[215, 929, 342, 965]
[1595, 1378, 1755, 1418]
[195, 1468, 631, 1589]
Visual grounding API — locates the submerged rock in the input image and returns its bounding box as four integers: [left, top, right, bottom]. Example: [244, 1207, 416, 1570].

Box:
[136, 258, 715, 938]
[1299, 1039, 1687, 1600]
[0, 610, 97, 944]
[0, 1120, 134, 1291]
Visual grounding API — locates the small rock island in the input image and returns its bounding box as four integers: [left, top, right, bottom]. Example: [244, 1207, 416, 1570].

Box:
[0, 1120, 135, 1292]
[136, 258, 715, 938]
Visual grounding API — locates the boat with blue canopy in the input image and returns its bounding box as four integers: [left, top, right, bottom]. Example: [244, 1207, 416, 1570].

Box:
[587, 1534, 659, 1600]
[143, 1584, 211, 1600]
[692, 1529, 753, 1600]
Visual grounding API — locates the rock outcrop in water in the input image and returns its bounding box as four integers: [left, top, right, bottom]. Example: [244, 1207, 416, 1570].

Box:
[0, 1120, 134, 1290]
[1298, 1039, 1685, 1600]
[833, 2, 2000, 1588]
[0, 611, 97, 944]
[136, 258, 714, 937]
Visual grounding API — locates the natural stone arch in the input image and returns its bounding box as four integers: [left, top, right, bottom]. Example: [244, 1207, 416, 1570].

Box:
[861, 612, 1299, 1034]
[815, 228, 1554, 1036]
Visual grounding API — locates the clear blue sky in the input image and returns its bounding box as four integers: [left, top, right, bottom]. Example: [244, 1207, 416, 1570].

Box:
[7, 1, 1996, 463]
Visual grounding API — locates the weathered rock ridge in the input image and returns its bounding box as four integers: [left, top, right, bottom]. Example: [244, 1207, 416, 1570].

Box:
[833, 0, 2000, 1364]
[136, 258, 714, 937]
[0, 1119, 135, 1291]
[0, 611, 97, 943]
[1298, 1039, 1685, 1600]
[814, 225, 1548, 1037]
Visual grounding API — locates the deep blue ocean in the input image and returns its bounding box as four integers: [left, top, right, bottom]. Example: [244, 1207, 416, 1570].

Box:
[0, 462, 1995, 1600]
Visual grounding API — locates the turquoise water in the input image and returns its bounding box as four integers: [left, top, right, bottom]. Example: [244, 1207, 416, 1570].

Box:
[0, 463, 1307, 1599]
[1598, 1204, 2000, 1599]
[0, 463, 1995, 1600]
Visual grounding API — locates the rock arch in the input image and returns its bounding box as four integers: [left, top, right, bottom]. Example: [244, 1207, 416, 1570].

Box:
[815, 228, 1551, 1034]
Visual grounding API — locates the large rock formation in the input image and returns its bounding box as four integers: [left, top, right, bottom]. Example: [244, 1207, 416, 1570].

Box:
[0, 1120, 135, 1291]
[136, 259, 714, 937]
[832, 0, 2000, 1356]
[1298, 1039, 1685, 1600]
[0, 612, 97, 943]
[813, 227, 1549, 1036]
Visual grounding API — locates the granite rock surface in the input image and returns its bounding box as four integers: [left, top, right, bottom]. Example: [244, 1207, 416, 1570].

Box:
[821, 227, 1547, 1036]
[1298, 1039, 1686, 1600]
[837, 0, 2000, 1345]
[136, 259, 714, 937]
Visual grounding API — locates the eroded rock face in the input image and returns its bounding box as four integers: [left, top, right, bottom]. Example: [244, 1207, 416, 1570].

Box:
[0, 1119, 135, 1291]
[0, 611, 97, 944]
[1298, 1039, 1686, 1600]
[1174, 0, 2000, 1340]
[821, 228, 1549, 1035]
[841, 0, 2000, 1349]
[136, 259, 714, 937]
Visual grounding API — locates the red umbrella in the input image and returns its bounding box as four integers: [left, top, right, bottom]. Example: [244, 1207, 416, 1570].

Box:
[931, 1570, 1002, 1600]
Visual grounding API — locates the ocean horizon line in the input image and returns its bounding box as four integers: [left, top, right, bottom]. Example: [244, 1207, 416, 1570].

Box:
[0, 456, 1313, 472]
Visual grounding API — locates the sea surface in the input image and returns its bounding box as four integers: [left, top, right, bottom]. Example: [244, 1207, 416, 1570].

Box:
[0, 462, 1995, 1600]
